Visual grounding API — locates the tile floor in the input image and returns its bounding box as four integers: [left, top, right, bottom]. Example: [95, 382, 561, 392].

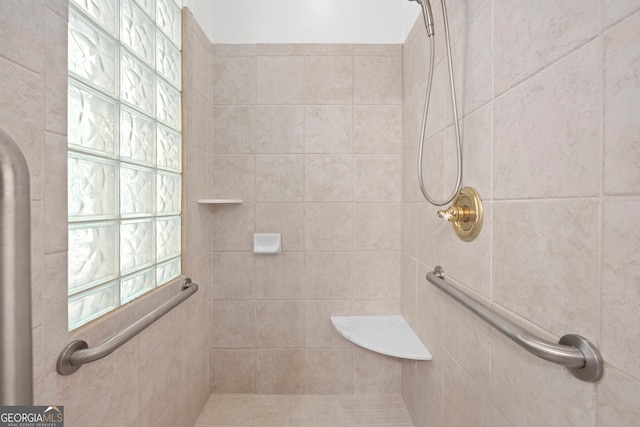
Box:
[194, 394, 416, 427]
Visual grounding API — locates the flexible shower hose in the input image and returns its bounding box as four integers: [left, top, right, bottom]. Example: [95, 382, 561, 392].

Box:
[416, 0, 463, 206]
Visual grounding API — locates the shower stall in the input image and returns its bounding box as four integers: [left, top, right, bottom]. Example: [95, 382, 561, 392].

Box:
[1, 0, 639, 426]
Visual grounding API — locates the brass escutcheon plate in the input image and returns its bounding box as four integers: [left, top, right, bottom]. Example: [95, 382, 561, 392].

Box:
[450, 186, 483, 242]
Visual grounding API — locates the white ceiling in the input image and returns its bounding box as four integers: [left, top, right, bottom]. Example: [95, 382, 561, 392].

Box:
[183, 0, 421, 44]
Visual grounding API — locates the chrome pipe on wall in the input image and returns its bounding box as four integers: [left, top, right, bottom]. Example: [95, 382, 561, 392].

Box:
[0, 128, 32, 405]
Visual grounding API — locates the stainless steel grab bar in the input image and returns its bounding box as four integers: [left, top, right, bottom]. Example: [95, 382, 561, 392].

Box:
[0, 129, 32, 405]
[57, 278, 198, 375]
[426, 266, 603, 382]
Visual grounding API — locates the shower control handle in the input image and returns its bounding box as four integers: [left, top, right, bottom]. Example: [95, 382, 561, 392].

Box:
[437, 206, 470, 223]
[436, 187, 484, 242]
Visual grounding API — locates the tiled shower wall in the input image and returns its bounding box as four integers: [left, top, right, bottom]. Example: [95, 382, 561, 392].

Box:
[1, 4, 210, 426]
[207, 43, 406, 394]
[401, 1, 640, 426]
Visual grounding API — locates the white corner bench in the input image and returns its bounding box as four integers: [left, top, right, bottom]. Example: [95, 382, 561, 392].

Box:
[330, 315, 432, 361]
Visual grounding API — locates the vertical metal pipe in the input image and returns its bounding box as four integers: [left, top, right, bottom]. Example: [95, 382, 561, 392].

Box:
[0, 128, 32, 405]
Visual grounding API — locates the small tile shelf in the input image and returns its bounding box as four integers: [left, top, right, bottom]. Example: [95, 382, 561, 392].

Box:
[197, 199, 243, 204]
[330, 315, 432, 361]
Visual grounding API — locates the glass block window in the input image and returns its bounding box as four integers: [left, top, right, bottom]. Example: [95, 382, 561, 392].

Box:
[68, 0, 182, 330]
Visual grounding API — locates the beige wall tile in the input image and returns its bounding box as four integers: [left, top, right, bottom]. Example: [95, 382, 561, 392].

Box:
[304, 349, 353, 394]
[604, 13, 640, 195]
[351, 299, 401, 315]
[402, 4, 640, 427]
[186, 143, 212, 200]
[0, 1, 44, 73]
[186, 202, 210, 255]
[401, 202, 418, 257]
[256, 44, 305, 56]
[213, 44, 256, 56]
[256, 203, 304, 250]
[211, 106, 256, 153]
[304, 203, 353, 251]
[256, 349, 305, 394]
[46, 0, 67, 19]
[210, 349, 256, 393]
[415, 262, 444, 349]
[353, 154, 402, 202]
[256, 154, 304, 202]
[211, 203, 255, 251]
[43, 251, 69, 344]
[59, 336, 138, 422]
[445, 0, 491, 46]
[424, 62, 449, 140]
[257, 56, 304, 104]
[436, 202, 492, 298]
[186, 89, 212, 152]
[0, 58, 44, 201]
[118, 288, 185, 361]
[212, 56, 256, 104]
[139, 333, 183, 426]
[304, 56, 353, 104]
[304, 252, 353, 300]
[351, 252, 401, 300]
[401, 254, 417, 316]
[443, 352, 489, 427]
[305, 300, 352, 348]
[354, 44, 402, 56]
[448, 103, 492, 200]
[494, 39, 602, 199]
[417, 131, 446, 203]
[43, 132, 67, 254]
[142, 394, 180, 427]
[181, 359, 210, 427]
[212, 154, 255, 202]
[352, 347, 401, 394]
[402, 92, 419, 154]
[491, 330, 596, 426]
[211, 300, 255, 348]
[304, 44, 353, 56]
[442, 293, 491, 396]
[416, 201, 448, 268]
[353, 105, 402, 154]
[304, 154, 353, 202]
[602, 199, 640, 379]
[255, 252, 304, 300]
[256, 106, 304, 153]
[304, 105, 353, 153]
[211, 252, 255, 300]
[180, 308, 211, 384]
[70, 371, 139, 427]
[402, 149, 418, 203]
[493, 0, 599, 95]
[44, 8, 67, 135]
[402, 18, 427, 104]
[487, 405, 513, 427]
[449, 5, 492, 118]
[354, 56, 402, 105]
[603, 0, 640, 28]
[598, 367, 640, 426]
[188, 20, 213, 101]
[493, 200, 599, 338]
[31, 325, 56, 404]
[256, 300, 305, 347]
[353, 203, 401, 251]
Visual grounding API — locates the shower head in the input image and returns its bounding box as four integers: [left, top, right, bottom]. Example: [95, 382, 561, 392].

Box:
[408, 0, 435, 37]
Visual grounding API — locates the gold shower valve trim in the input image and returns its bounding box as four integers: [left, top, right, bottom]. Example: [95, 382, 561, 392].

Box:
[437, 186, 484, 242]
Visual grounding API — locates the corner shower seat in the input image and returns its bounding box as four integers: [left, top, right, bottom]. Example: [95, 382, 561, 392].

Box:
[330, 315, 432, 360]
